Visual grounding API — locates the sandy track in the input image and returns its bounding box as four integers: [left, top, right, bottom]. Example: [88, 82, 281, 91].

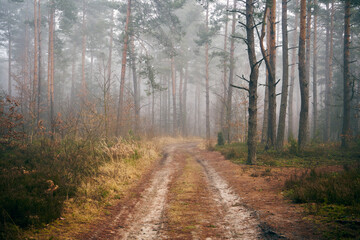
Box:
[196, 156, 261, 239]
[85, 143, 266, 239]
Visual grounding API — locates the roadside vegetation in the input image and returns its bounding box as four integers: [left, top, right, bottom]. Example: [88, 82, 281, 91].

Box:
[215, 140, 360, 239]
[0, 135, 167, 239]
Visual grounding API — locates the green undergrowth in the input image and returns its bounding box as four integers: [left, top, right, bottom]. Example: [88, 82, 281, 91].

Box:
[214, 141, 360, 167]
[215, 141, 360, 238]
[284, 167, 360, 239]
[0, 137, 160, 240]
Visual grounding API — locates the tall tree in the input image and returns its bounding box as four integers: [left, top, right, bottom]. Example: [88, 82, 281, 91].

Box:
[245, 0, 259, 164]
[288, 0, 299, 140]
[259, 0, 277, 149]
[305, 0, 311, 139]
[171, 56, 177, 134]
[33, 0, 38, 129]
[267, 0, 277, 148]
[276, 0, 289, 150]
[298, 0, 308, 150]
[81, 0, 87, 98]
[225, 0, 237, 142]
[36, 0, 42, 125]
[324, 0, 334, 142]
[221, 0, 230, 133]
[205, 0, 210, 141]
[342, 0, 351, 148]
[48, 1, 55, 136]
[312, 0, 318, 137]
[116, 0, 132, 136]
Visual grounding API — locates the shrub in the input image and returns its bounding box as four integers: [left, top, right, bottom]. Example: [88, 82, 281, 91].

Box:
[217, 132, 224, 146]
[0, 138, 109, 236]
[284, 167, 360, 206]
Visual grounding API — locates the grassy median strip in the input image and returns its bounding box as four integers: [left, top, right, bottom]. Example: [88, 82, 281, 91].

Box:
[165, 154, 219, 239]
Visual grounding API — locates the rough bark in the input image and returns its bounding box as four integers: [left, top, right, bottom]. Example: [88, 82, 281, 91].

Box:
[267, 0, 277, 149]
[288, 0, 299, 140]
[298, 0, 308, 151]
[225, 0, 237, 143]
[342, 0, 351, 148]
[312, 0, 318, 138]
[246, 0, 259, 164]
[276, 0, 289, 150]
[116, 0, 131, 136]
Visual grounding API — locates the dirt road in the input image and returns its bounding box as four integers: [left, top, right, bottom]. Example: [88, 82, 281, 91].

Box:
[82, 142, 317, 239]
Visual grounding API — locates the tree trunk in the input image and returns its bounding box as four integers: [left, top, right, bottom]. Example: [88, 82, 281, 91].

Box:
[305, 0, 311, 139]
[221, 0, 230, 132]
[48, 4, 55, 137]
[324, 2, 330, 142]
[324, 1, 334, 142]
[183, 65, 188, 136]
[168, 75, 171, 134]
[298, 0, 308, 151]
[225, 0, 237, 143]
[312, 0, 318, 138]
[105, 9, 114, 138]
[267, 0, 277, 149]
[7, 19, 12, 97]
[179, 68, 183, 134]
[81, 0, 87, 98]
[288, 0, 299, 140]
[246, 0, 259, 164]
[205, 2, 210, 141]
[130, 36, 139, 133]
[71, 48, 76, 104]
[276, 0, 289, 150]
[329, 0, 334, 139]
[33, 0, 38, 129]
[116, 0, 131, 136]
[171, 57, 177, 135]
[341, 0, 351, 148]
[37, 0, 42, 125]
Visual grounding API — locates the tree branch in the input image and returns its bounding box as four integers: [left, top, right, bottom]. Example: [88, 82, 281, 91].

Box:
[230, 83, 249, 92]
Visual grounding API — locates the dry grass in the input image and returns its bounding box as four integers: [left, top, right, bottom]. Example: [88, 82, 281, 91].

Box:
[23, 138, 164, 239]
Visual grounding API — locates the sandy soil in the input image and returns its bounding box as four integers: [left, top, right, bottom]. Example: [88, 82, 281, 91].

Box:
[81, 142, 320, 240]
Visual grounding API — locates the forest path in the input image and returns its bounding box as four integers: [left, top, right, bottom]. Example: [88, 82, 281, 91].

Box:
[82, 142, 264, 239]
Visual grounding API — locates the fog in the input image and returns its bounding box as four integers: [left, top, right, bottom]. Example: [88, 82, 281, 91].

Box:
[0, 0, 359, 144]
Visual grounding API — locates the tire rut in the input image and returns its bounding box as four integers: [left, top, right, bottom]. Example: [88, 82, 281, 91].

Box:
[196, 154, 262, 239]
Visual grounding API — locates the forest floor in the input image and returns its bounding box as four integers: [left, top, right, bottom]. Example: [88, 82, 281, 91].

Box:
[79, 141, 322, 240]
